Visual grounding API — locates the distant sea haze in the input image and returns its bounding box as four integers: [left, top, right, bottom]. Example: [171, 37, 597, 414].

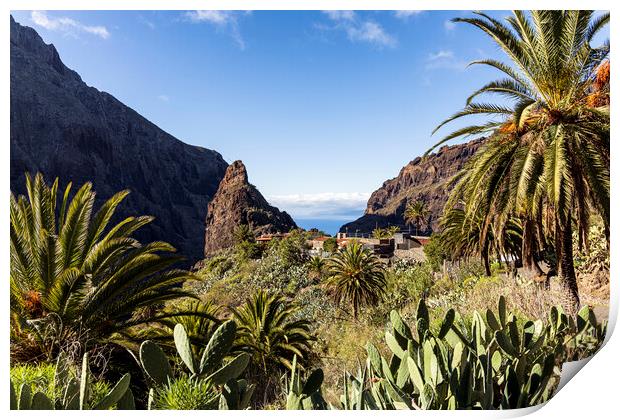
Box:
[295, 219, 350, 235]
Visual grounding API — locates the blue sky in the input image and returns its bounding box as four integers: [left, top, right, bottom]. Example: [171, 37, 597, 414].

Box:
[10, 10, 609, 227]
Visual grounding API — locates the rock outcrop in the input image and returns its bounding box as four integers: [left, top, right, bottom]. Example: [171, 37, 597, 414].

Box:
[10, 16, 229, 263]
[340, 139, 484, 234]
[204, 160, 297, 256]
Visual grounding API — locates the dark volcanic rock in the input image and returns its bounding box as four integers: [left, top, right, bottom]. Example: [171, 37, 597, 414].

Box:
[341, 139, 484, 234]
[10, 16, 229, 263]
[204, 160, 297, 256]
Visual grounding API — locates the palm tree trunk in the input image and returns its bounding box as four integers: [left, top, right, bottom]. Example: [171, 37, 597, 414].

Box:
[481, 242, 491, 276]
[558, 217, 580, 312]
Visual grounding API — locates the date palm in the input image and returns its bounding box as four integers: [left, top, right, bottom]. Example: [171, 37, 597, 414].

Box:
[440, 207, 523, 276]
[10, 173, 197, 360]
[404, 200, 430, 235]
[325, 241, 387, 318]
[307, 255, 326, 282]
[431, 11, 609, 310]
[231, 290, 313, 373]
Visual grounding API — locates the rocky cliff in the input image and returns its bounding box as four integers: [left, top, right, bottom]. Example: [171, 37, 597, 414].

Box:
[340, 139, 484, 234]
[10, 16, 229, 263]
[204, 160, 297, 256]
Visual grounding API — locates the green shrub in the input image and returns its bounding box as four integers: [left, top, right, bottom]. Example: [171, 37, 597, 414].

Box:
[153, 376, 218, 410]
[267, 229, 309, 266]
[10, 355, 116, 410]
[10, 363, 56, 401]
[382, 261, 433, 310]
[423, 234, 449, 271]
[323, 237, 338, 253]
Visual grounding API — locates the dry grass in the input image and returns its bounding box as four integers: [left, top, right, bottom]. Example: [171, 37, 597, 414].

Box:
[427, 271, 609, 323]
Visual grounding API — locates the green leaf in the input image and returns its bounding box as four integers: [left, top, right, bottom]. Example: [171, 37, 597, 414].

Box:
[139, 340, 172, 386]
[439, 309, 455, 339]
[206, 353, 250, 385]
[200, 320, 237, 375]
[390, 310, 413, 339]
[301, 369, 324, 396]
[79, 352, 90, 410]
[366, 343, 383, 374]
[10, 381, 17, 410]
[18, 383, 32, 410]
[508, 321, 521, 353]
[116, 389, 135, 410]
[416, 299, 430, 339]
[486, 308, 501, 331]
[31, 392, 54, 410]
[93, 373, 131, 410]
[174, 324, 196, 374]
[576, 306, 593, 333]
[385, 331, 406, 359]
[498, 296, 507, 326]
[495, 330, 518, 357]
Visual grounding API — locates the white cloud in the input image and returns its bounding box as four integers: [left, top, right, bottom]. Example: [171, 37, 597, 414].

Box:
[185, 10, 248, 49]
[428, 50, 454, 61]
[187, 10, 233, 24]
[31, 11, 110, 39]
[157, 94, 169, 102]
[444, 20, 456, 32]
[346, 21, 396, 47]
[319, 11, 397, 48]
[425, 49, 467, 70]
[323, 10, 356, 21]
[139, 15, 156, 30]
[394, 11, 423, 20]
[267, 192, 370, 220]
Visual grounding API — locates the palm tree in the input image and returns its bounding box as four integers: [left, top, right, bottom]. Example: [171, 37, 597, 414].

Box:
[430, 11, 609, 310]
[307, 255, 326, 282]
[233, 224, 255, 243]
[324, 241, 387, 318]
[10, 173, 197, 360]
[373, 226, 400, 239]
[404, 200, 431, 235]
[136, 300, 222, 358]
[440, 207, 523, 276]
[231, 290, 314, 373]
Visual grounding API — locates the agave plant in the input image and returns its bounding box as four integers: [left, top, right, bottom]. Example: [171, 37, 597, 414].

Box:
[325, 241, 387, 319]
[430, 11, 609, 310]
[10, 173, 197, 360]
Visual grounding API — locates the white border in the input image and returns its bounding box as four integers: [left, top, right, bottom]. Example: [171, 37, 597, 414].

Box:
[2, 1, 617, 418]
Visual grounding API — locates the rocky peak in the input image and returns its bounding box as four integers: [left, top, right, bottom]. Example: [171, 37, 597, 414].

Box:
[221, 160, 249, 187]
[204, 160, 297, 256]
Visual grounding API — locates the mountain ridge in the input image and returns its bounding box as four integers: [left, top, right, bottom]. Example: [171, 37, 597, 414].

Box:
[340, 138, 484, 234]
[10, 16, 229, 263]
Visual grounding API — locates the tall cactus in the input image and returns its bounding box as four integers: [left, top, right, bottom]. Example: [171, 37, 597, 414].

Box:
[286, 355, 329, 410]
[357, 296, 606, 410]
[136, 321, 251, 410]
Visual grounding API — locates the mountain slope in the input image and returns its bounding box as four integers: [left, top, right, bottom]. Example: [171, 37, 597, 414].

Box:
[10, 16, 228, 262]
[204, 160, 297, 256]
[340, 139, 484, 234]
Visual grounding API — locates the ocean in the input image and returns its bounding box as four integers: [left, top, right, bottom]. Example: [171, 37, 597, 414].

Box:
[295, 219, 347, 236]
